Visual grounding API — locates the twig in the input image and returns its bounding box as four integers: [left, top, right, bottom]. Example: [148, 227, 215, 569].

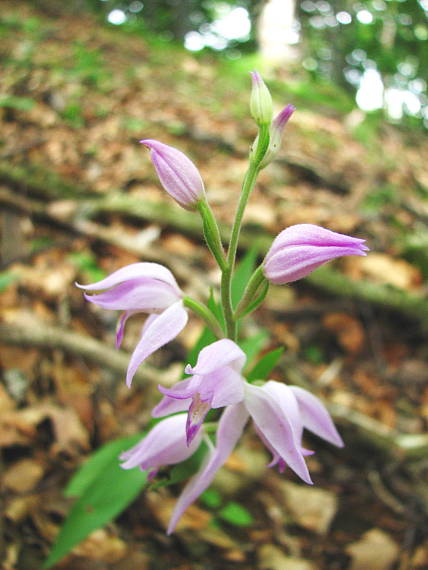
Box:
[0, 320, 159, 386]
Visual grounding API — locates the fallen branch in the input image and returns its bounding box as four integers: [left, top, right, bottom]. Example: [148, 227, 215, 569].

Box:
[3, 174, 428, 325]
[2, 320, 427, 460]
[284, 365, 428, 460]
[0, 320, 159, 386]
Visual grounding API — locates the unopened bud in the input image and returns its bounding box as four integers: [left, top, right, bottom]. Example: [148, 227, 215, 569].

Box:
[250, 71, 273, 125]
[140, 139, 205, 210]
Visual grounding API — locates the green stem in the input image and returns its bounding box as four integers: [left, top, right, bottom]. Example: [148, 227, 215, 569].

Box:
[220, 125, 270, 340]
[197, 199, 227, 271]
[183, 297, 224, 338]
[234, 265, 267, 318]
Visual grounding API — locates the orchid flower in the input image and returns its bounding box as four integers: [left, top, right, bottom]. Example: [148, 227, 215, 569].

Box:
[76, 262, 188, 387]
[167, 403, 249, 534]
[245, 381, 343, 481]
[166, 379, 343, 533]
[152, 339, 246, 445]
[120, 414, 203, 482]
[263, 224, 369, 284]
[140, 139, 205, 210]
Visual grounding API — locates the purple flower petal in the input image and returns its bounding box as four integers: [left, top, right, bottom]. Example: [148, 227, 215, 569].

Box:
[244, 383, 312, 485]
[152, 378, 194, 417]
[120, 414, 201, 472]
[126, 301, 188, 387]
[290, 386, 344, 447]
[185, 339, 246, 376]
[116, 310, 136, 348]
[76, 262, 181, 295]
[186, 393, 211, 445]
[84, 278, 179, 311]
[264, 224, 368, 284]
[167, 403, 249, 534]
[140, 139, 205, 210]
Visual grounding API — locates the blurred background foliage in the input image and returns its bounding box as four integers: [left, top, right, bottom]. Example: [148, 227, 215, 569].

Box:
[30, 0, 428, 129]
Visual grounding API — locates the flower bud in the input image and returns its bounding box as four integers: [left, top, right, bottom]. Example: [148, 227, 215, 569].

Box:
[259, 104, 295, 168]
[250, 71, 273, 125]
[263, 224, 368, 284]
[140, 139, 205, 210]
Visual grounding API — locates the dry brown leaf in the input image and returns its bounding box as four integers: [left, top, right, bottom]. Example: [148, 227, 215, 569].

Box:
[4, 459, 44, 493]
[279, 481, 338, 534]
[258, 545, 316, 570]
[70, 529, 127, 562]
[145, 491, 211, 533]
[346, 528, 399, 570]
[345, 253, 422, 290]
[323, 312, 365, 355]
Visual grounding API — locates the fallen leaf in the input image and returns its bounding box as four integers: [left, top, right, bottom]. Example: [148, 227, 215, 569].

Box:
[258, 545, 316, 570]
[323, 312, 365, 354]
[346, 528, 399, 570]
[345, 254, 422, 290]
[4, 459, 44, 493]
[279, 481, 338, 534]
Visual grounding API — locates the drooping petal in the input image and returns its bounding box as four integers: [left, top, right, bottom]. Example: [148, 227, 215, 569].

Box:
[84, 278, 179, 312]
[116, 310, 137, 348]
[126, 301, 188, 387]
[244, 383, 312, 485]
[76, 262, 181, 295]
[152, 378, 194, 417]
[262, 381, 303, 442]
[185, 338, 246, 376]
[167, 403, 249, 534]
[120, 414, 201, 472]
[290, 386, 344, 447]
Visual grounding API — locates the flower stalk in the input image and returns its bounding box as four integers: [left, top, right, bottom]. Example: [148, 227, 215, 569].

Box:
[72, 70, 369, 538]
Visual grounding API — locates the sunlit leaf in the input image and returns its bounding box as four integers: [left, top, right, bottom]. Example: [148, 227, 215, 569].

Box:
[45, 435, 146, 568]
[247, 346, 284, 382]
[218, 502, 253, 526]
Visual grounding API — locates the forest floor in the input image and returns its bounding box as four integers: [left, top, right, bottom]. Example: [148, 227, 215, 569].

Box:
[1, 3, 428, 569]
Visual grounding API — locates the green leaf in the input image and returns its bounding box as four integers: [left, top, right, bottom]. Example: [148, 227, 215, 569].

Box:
[68, 251, 106, 283]
[45, 435, 146, 568]
[0, 271, 19, 292]
[0, 95, 35, 110]
[186, 289, 223, 368]
[247, 347, 284, 382]
[200, 488, 222, 509]
[65, 434, 142, 497]
[218, 502, 253, 526]
[231, 245, 259, 308]
[150, 440, 208, 490]
[240, 330, 269, 368]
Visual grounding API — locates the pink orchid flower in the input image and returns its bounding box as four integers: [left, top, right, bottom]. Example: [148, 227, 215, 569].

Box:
[140, 139, 205, 210]
[120, 414, 203, 482]
[166, 380, 343, 533]
[76, 262, 188, 387]
[152, 339, 246, 445]
[264, 224, 368, 284]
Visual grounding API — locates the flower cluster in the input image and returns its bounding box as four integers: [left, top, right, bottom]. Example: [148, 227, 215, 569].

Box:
[77, 72, 368, 534]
